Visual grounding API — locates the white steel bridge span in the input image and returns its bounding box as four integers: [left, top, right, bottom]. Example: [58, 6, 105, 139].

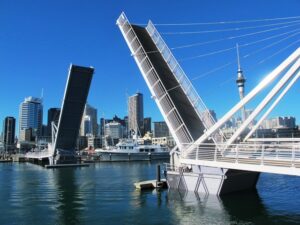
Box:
[117, 12, 300, 195]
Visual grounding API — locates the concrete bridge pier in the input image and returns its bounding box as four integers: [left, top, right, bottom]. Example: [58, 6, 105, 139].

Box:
[166, 165, 260, 195]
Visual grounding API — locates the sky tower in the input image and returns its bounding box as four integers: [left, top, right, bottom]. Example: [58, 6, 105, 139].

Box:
[236, 43, 246, 121]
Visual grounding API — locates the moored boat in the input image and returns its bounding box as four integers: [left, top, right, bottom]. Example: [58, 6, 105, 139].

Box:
[95, 139, 169, 161]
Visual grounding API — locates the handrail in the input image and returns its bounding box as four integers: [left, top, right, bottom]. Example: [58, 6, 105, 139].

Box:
[146, 21, 226, 146]
[117, 12, 194, 149]
[181, 142, 300, 168]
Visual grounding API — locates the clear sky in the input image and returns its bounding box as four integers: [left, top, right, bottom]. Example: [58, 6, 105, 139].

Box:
[1, 0, 300, 134]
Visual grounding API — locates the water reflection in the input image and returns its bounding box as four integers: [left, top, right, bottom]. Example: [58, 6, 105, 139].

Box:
[53, 168, 84, 225]
[167, 189, 300, 225]
[167, 190, 231, 225]
[1, 163, 300, 225]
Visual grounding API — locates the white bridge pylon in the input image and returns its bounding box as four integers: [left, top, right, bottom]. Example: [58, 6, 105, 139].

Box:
[118, 12, 300, 176]
[188, 48, 300, 152]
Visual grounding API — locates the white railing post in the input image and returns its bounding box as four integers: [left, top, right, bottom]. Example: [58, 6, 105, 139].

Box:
[235, 145, 238, 163]
[292, 145, 295, 167]
[261, 145, 265, 165]
[214, 146, 217, 161]
[196, 144, 199, 160]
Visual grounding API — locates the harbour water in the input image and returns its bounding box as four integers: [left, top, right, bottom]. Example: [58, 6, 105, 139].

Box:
[0, 162, 300, 225]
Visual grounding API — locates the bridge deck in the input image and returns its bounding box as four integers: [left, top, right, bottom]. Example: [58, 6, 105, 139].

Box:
[181, 142, 300, 176]
[25, 149, 53, 159]
[25, 64, 93, 163]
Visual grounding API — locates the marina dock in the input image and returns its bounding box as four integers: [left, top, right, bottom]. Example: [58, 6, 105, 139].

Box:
[134, 179, 167, 190]
[45, 163, 90, 169]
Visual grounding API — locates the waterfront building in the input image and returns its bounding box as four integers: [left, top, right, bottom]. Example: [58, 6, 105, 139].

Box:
[128, 93, 144, 136]
[87, 135, 102, 149]
[143, 117, 152, 136]
[112, 115, 126, 127]
[254, 127, 300, 138]
[124, 116, 128, 137]
[83, 115, 92, 135]
[152, 136, 175, 148]
[47, 108, 60, 136]
[2, 116, 16, 151]
[153, 121, 169, 138]
[100, 116, 128, 138]
[80, 103, 98, 136]
[19, 97, 43, 141]
[0, 141, 4, 153]
[202, 109, 217, 123]
[261, 116, 296, 129]
[99, 118, 107, 136]
[77, 136, 88, 150]
[105, 122, 123, 139]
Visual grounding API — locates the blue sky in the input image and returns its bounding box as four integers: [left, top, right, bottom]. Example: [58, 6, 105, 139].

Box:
[1, 0, 300, 134]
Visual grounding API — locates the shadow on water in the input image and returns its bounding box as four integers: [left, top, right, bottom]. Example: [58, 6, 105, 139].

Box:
[53, 168, 84, 225]
[166, 189, 300, 225]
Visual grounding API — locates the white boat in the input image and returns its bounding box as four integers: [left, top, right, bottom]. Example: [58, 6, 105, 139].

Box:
[95, 139, 170, 161]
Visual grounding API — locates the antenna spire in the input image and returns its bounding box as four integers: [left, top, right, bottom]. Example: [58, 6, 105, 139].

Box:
[236, 43, 246, 121]
[236, 43, 241, 71]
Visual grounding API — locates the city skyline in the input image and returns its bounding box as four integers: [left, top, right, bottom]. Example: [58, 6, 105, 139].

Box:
[1, 0, 300, 135]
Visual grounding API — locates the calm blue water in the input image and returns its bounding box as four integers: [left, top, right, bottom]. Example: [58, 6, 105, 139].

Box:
[0, 162, 300, 225]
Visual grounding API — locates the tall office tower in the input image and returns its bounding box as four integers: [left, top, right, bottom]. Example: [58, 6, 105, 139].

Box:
[236, 44, 246, 121]
[80, 103, 98, 136]
[202, 110, 217, 123]
[2, 117, 16, 149]
[104, 122, 123, 139]
[153, 121, 170, 138]
[124, 116, 128, 137]
[19, 97, 43, 141]
[143, 117, 152, 135]
[99, 117, 105, 136]
[128, 92, 144, 136]
[83, 115, 92, 135]
[47, 108, 60, 136]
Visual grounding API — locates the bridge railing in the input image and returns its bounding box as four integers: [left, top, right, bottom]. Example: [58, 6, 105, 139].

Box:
[182, 142, 300, 168]
[25, 149, 52, 159]
[146, 21, 226, 145]
[117, 12, 195, 148]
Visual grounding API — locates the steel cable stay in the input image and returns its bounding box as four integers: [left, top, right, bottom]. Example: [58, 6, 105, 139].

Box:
[198, 38, 300, 103]
[134, 24, 300, 56]
[136, 15, 300, 26]
[179, 30, 300, 62]
[244, 31, 300, 58]
[123, 12, 299, 142]
[117, 13, 300, 185]
[259, 39, 300, 64]
[171, 27, 300, 50]
[165, 36, 300, 94]
[160, 19, 300, 35]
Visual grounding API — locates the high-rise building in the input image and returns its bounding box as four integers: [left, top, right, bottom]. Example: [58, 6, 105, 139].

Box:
[105, 122, 123, 139]
[100, 118, 112, 136]
[143, 117, 152, 135]
[80, 103, 98, 136]
[83, 115, 92, 135]
[202, 110, 217, 123]
[2, 117, 16, 150]
[99, 118, 105, 136]
[153, 121, 170, 138]
[19, 97, 43, 141]
[47, 108, 60, 136]
[128, 93, 144, 136]
[261, 116, 296, 129]
[87, 135, 102, 149]
[124, 116, 128, 137]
